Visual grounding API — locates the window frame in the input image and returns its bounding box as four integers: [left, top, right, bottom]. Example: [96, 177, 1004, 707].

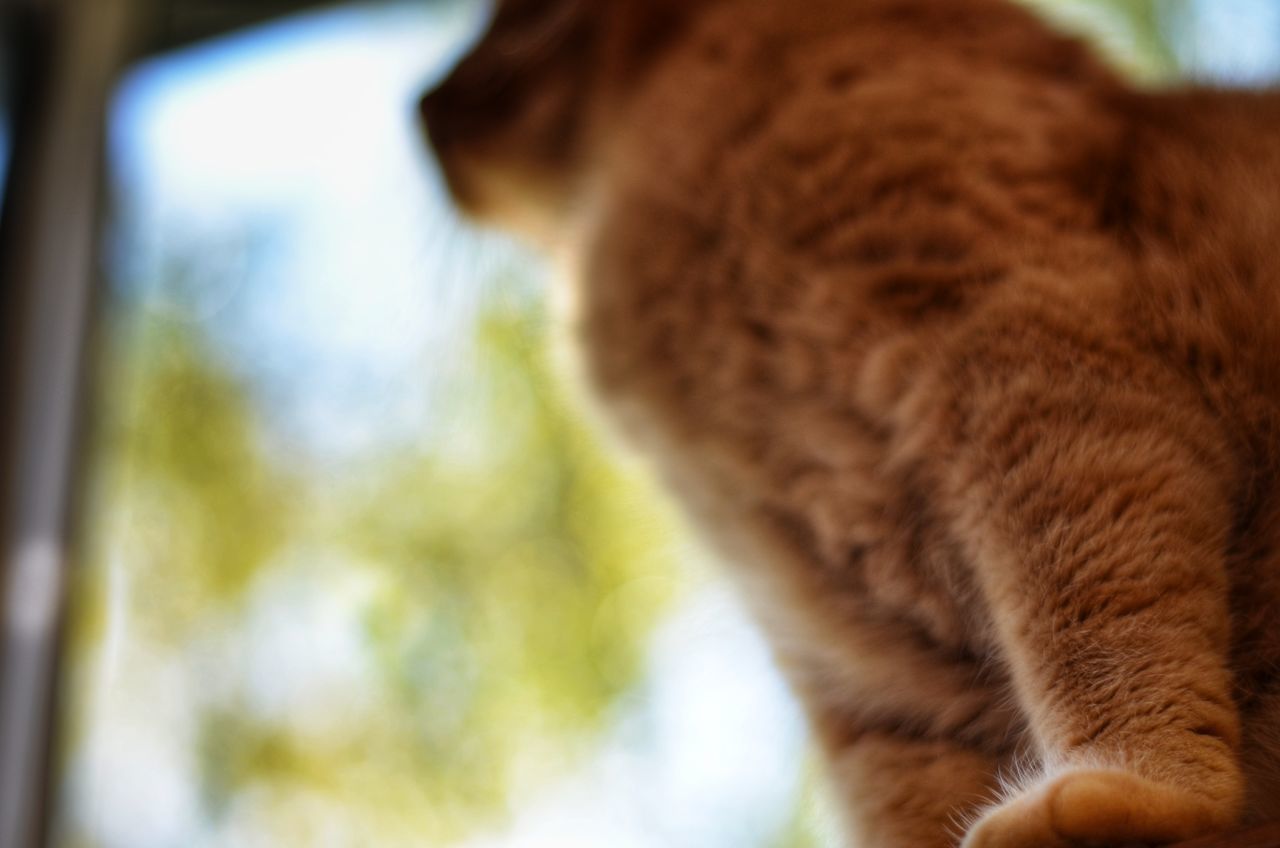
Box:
[0, 1, 346, 844]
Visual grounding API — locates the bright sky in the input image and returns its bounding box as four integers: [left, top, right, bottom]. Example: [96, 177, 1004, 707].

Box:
[110, 0, 511, 462]
[1185, 0, 1280, 82]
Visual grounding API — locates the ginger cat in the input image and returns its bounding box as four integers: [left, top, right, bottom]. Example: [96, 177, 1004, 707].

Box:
[421, 0, 1280, 844]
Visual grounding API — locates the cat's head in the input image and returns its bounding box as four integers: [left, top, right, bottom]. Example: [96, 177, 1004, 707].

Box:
[421, 0, 701, 245]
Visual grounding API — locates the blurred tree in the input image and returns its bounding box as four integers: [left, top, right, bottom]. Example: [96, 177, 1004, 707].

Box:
[66, 308, 299, 657]
[62, 273, 687, 845]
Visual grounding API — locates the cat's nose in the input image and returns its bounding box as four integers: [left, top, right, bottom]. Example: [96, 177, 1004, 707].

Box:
[418, 88, 452, 149]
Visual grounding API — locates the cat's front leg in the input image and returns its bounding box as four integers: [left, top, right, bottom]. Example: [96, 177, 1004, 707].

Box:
[928, 323, 1246, 847]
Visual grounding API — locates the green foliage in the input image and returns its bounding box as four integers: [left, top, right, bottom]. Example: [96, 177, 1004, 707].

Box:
[323, 298, 685, 838]
[64, 281, 684, 845]
[71, 313, 298, 652]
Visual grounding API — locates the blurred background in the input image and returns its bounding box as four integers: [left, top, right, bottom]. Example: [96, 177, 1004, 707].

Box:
[0, 0, 1275, 846]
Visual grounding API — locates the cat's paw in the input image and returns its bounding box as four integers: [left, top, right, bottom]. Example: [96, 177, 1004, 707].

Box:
[960, 769, 1231, 848]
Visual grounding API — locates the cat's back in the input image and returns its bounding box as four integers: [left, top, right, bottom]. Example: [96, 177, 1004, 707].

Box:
[592, 0, 1280, 418]
[585, 0, 1132, 416]
[611, 0, 1125, 244]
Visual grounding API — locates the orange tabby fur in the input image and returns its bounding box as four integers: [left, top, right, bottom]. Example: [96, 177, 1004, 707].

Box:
[422, 0, 1280, 844]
